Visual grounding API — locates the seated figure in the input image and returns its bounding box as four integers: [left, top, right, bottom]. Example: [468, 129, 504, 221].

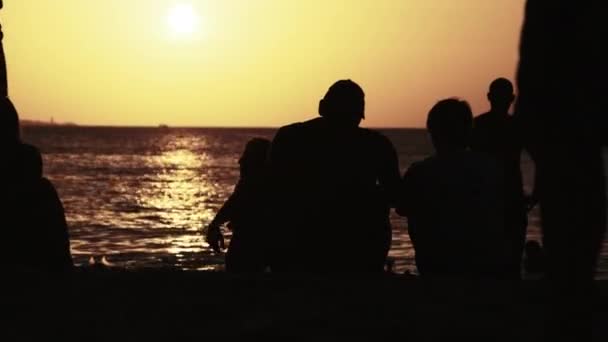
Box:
[2, 98, 73, 272]
[397, 99, 506, 278]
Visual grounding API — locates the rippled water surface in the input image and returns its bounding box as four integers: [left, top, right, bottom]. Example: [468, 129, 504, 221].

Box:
[22, 127, 607, 277]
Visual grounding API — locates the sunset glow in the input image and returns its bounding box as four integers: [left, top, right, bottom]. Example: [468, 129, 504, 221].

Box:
[3, 1, 525, 127]
[167, 4, 200, 38]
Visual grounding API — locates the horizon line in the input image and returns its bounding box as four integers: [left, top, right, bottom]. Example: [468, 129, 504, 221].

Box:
[20, 122, 426, 130]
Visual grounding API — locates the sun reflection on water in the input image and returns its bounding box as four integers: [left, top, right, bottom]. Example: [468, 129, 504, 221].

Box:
[137, 147, 217, 254]
[62, 133, 244, 270]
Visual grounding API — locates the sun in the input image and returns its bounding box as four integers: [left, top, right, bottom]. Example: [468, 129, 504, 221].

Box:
[167, 4, 200, 37]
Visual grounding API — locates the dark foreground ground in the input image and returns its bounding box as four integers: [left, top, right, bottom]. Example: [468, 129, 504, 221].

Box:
[4, 270, 608, 341]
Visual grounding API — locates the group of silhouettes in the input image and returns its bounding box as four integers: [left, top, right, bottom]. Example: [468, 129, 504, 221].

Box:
[1, 0, 605, 287]
[206, 78, 543, 279]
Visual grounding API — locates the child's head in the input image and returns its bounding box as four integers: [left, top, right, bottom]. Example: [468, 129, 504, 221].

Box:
[239, 138, 270, 177]
[426, 98, 473, 153]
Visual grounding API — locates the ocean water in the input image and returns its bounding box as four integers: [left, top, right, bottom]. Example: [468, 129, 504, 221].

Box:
[21, 126, 608, 277]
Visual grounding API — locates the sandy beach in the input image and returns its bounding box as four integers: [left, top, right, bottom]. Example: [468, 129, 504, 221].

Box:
[5, 270, 607, 341]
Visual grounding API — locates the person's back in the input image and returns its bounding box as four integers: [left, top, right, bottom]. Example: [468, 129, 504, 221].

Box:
[473, 79, 523, 193]
[269, 80, 400, 272]
[3, 143, 73, 272]
[1, 98, 72, 271]
[7, 176, 73, 271]
[472, 78, 527, 279]
[473, 113, 521, 185]
[473, 116, 522, 189]
[398, 99, 505, 278]
[206, 138, 271, 272]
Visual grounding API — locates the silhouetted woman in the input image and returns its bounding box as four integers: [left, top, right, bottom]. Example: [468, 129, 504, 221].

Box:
[205, 138, 271, 272]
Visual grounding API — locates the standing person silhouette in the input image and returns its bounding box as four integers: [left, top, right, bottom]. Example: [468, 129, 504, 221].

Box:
[269, 80, 400, 273]
[472, 78, 528, 279]
[517, 0, 606, 339]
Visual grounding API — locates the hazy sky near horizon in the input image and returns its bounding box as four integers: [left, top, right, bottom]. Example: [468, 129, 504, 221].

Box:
[4, 0, 525, 127]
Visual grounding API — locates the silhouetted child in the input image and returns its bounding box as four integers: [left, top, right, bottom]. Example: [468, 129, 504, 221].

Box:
[397, 99, 506, 278]
[523, 240, 545, 275]
[205, 138, 271, 272]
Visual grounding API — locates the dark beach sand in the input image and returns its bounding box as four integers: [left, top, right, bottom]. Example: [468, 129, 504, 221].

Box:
[5, 270, 608, 341]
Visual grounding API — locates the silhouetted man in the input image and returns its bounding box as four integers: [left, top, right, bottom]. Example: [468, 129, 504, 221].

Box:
[397, 99, 505, 278]
[472, 78, 527, 279]
[269, 80, 400, 273]
[517, 0, 606, 339]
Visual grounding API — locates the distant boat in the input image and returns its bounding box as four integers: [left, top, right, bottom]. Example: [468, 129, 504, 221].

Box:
[158, 124, 170, 130]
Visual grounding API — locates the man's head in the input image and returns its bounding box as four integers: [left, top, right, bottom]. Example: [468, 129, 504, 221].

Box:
[487, 78, 515, 113]
[319, 80, 365, 128]
[427, 98, 473, 152]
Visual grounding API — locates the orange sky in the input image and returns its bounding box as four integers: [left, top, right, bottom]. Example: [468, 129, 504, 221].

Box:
[3, 0, 525, 127]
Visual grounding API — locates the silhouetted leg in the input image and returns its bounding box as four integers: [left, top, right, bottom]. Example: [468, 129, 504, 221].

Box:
[539, 146, 605, 282]
[517, 0, 607, 338]
[537, 145, 606, 340]
[504, 212, 527, 279]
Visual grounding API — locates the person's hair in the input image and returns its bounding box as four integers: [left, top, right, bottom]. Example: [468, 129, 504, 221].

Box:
[0, 97, 20, 142]
[426, 98, 473, 149]
[240, 138, 271, 168]
[319, 79, 365, 120]
[489, 77, 514, 95]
